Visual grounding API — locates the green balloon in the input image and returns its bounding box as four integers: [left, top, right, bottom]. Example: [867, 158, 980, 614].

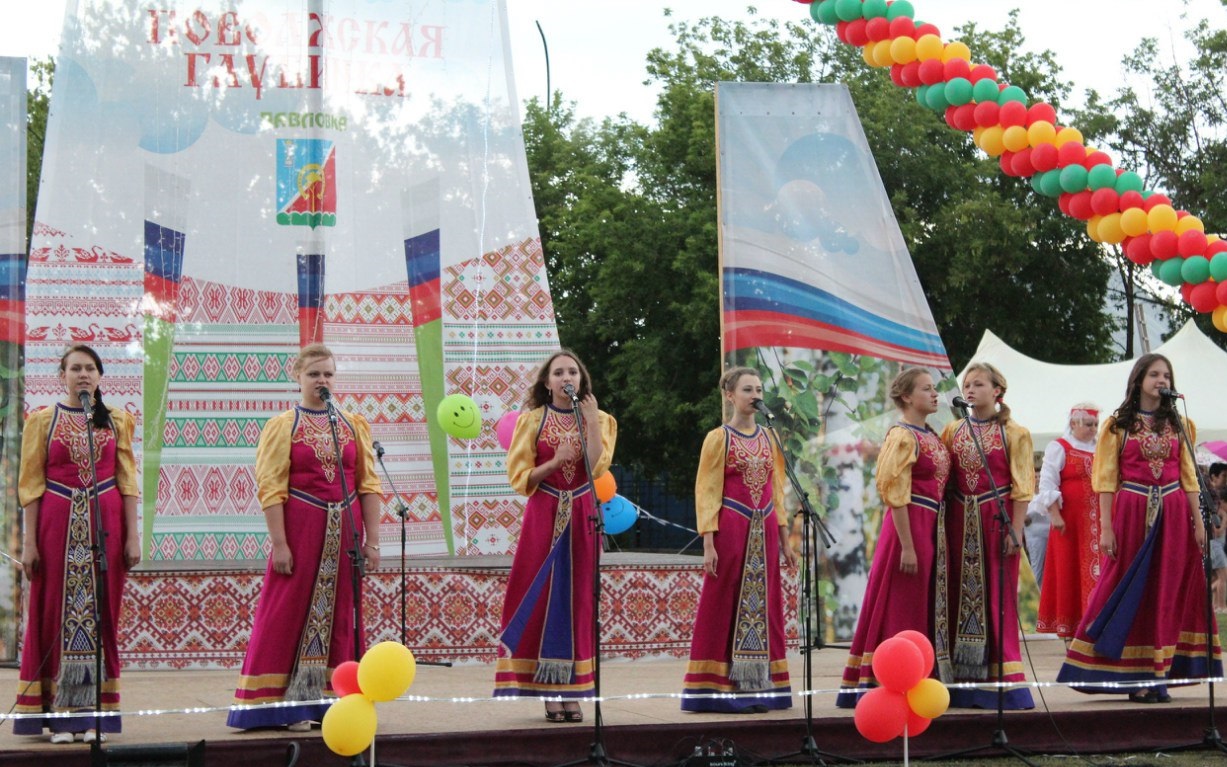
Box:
[1150, 260, 1165, 279]
[998, 85, 1028, 104]
[1039, 170, 1064, 198]
[1141, 189, 1156, 199]
[886, 0, 915, 19]
[862, 0, 888, 18]
[1087, 164, 1117, 191]
[1031, 173, 1047, 196]
[972, 78, 1000, 104]
[835, 0, 863, 22]
[436, 393, 482, 439]
[1115, 171, 1144, 194]
[924, 85, 949, 111]
[944, 77, 973, 106]
[1159, 257, 1186, 286]
[1211, 253, 1227, 282]
[1058, 165, 1089, 194]
[915, 85, 930, 106]
[1182, 255, 1211, 284]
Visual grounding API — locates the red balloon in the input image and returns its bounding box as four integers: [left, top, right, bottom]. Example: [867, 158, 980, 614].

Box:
[950, 103, 977, 131]
[835, 22, 850, 43]
[1090, 188, 1120, 217]
[1179, 230, 1209, 257]
[1142, 194, 1172, 211]
[1009, 147, 1036, 176]
[854, 687, 910, 744]
[1056, 141, 1086, 168]
[1208, 240, 1227, 256]
[968, 64, 997, 83]
[1126, 234, 1153, 264]
[915, 23, 941, 38]
[1177, 208, 1190, 219]
[1217, 280, 1227, 305]
[891, 64, 909, 87]
[1057, 193, 1072, 216]
[865, 16, 891, 41]
[972, 101, 1000, 128]
[1082, 151, 1113, 170]
[998, 101, 1027, 128]
[899, 61, 922, 87]
[1190, 282, 1218, 313]
[1027, 102, 1058, 126]
[889, 17, 917, 38]
[1118, 190, 1145, 210]
[1067, 191, 1094, 221]
[893, 630, 936, 675]
[906, 709, 932, 737]
[1150, 230, 1178, 259]
[1180, 282, 1195, 303]
[331, 661, 361, 697]
[918, 58, 945, 85]
[943, 58, 971, 81]
[874, 637, 926, 692]
[846, 18, 870, 46]
[998, 152, 1018, 177]
[1030, 143, 1058, 172]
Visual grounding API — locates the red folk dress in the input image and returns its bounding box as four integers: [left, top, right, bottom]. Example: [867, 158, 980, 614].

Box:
[681, 424, 792, 713]
[14, 404, 139, 736]
[837, 422, 950, 706]
[1036, 437, 1100, 638]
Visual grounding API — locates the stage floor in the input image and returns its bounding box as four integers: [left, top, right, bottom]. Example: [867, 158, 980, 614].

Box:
[4, 633, 1226, 765]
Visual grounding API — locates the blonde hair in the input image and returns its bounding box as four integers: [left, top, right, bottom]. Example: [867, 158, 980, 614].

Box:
[963, 362, 1011, 424]
[292, 343, 335, 376]
[719, 366, 760, 422]
[888, 367, 931, 409]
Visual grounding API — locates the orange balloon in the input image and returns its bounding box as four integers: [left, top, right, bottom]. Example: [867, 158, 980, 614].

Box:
[593, 472, 617, 503]
[1214, 305, 1227, 333]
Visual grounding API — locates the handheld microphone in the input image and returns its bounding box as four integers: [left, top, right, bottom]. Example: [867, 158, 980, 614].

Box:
[78, 389, 93, 420]
[373, 441, 385, 459]
[951, 395, 971, 412]
[562, 382, 578, 401]
[1159, 388, 1183, 400]
[751, 398, 775, 422]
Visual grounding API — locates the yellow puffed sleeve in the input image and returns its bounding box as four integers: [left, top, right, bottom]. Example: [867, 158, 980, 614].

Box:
[347, 412, 383, 496]
[506, 407, 545, 497]
[876, 426, 918, 509]
[17, 408, 52, 508]
[938, 419, 957, 448]
[590, 411, 618, 479]
[1179, 416, 1198, 492]
[769, 432, 788, 527]
[694, 427, 728, 534]
[1005, 420, 1035, 501]
[1091, 417, 1123, 494]
[255, 410, 294, 509]
[110, 409, 139, 497]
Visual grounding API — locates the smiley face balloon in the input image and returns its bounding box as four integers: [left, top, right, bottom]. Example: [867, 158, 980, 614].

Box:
[437, 393, 481, 439]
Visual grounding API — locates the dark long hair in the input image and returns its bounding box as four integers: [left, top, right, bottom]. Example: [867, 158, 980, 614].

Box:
[1111, 352, 1180, 435]
[60, 344, 112, 429]
[523, 349, 593, 409]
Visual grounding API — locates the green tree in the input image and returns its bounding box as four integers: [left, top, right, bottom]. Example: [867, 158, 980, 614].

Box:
[26, 57, 53, 244]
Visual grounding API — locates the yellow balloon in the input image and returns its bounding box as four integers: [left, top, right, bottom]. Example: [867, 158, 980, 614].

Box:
[890, 36, 917, 65]
[1215, 305, 1227, 334]
[1098, 213, 1126, 244]
[942, 41, 971, 62]
[978, 126, 1005, 157]
[972, 126, 986, 145]
[862, 43, 877, 67]
[872, 39, 895, 67]
[322, 694, 377, 757]
[1086, 216, 1104, 243]
[1147, 204, 1178, 233]
[907, 678, 951, 719]
[915, 34, 943, 61]
[1120, 207, 1149, 238]
[358, 641, 418, 702]
[1027, 121, 1056, 147]
[1002, 125, 1030, 153]
[1175, 215, 1205, 235]
[1054, 127, 1084, 147]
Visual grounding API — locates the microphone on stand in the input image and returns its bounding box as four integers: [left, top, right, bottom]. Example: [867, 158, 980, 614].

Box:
[78, 389, 94, 420]
[318, 385, 332, 403]
[751, 398, 775, 422]
[1159, 388, 1184, 400]
[372, 440, 386, 459]
[951, 395, 971, 415]
[562, 382, 578, 402]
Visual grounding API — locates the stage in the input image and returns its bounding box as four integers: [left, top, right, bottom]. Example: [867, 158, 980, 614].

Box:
[4, 634, 1226, 765]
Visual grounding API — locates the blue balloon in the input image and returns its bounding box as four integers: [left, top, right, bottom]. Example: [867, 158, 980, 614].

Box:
[601, 495, 638, 535]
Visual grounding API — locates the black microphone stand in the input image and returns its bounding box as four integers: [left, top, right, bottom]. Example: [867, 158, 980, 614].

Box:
[79, 392, 108, 767]
[1154, 393, 1227, 757]
[932, 404, 1037, 767]
[372, 444, 451, 668]
[554, 389, 640, 767]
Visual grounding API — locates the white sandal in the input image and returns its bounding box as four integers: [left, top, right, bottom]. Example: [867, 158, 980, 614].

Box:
[286, 721, 312, 732]
[49, 732, 75, 744]
[82, 730, 107, 743]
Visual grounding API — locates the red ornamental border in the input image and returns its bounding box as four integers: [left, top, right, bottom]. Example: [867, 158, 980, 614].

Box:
[794, 0, 1227, 328]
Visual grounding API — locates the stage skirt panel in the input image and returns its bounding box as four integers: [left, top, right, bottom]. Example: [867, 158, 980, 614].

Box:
[1037, 439, 1100, 638]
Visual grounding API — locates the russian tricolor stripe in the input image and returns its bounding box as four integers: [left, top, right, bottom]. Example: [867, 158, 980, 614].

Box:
[405, 229, 441, 327]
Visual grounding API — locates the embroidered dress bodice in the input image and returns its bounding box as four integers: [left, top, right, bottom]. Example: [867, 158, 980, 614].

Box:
[1120, 415, 1181, 485]
[950, 418, 1009, 496]
[289, 406, 356, 495]
[723, 425, 774, 510]
[902, 423, 951, 501]
[536, 406, 589, 490]
[46, 404, 116, 488]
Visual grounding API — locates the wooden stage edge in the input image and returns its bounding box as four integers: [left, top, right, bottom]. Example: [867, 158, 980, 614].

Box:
[4, 637, 1227, 765]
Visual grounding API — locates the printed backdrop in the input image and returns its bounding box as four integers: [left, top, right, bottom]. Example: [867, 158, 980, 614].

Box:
[18, 0, 557, 580]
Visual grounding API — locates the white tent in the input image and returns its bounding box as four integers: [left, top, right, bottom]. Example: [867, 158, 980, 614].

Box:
[959, 320, 1227, 449]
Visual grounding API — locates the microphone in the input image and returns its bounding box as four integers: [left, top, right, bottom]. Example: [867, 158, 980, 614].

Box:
[951, 395, 971, 413]
[751, 398, 775, 422]
[318, 385, 332, 402]
[1159, 388, 1183, 400]
[78, 389, 93, 419]
[373, 441, 385, 459]
[562, 382, 578, 401]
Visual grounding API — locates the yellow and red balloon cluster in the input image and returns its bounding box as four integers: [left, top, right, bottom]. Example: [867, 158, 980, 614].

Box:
[322, 641, 418, 756]
[796, 0, 1227, 331]
[852, 629, 950, 743]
